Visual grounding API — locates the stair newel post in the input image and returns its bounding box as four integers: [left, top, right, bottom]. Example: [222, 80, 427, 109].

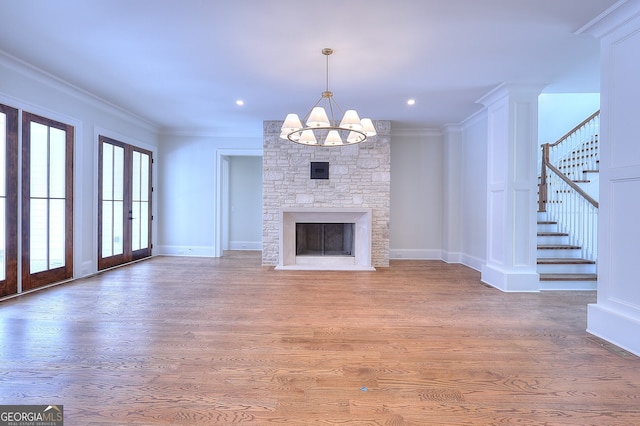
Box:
[539, 143, 549, 212]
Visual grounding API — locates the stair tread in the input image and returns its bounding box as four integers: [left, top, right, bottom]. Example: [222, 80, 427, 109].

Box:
[539, 273, 597, 281]
[537, 221, 557, 225]
[538, 244, 581, 250]
[537, 232, 569, 236]
[537, 257, 595, 264]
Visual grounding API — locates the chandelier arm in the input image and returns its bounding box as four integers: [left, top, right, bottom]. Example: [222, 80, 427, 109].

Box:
[327, 99, 337, 126]
[329, 97, 345, 119]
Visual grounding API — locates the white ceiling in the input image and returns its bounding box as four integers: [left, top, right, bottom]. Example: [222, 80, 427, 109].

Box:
[0, 0, 618, 137]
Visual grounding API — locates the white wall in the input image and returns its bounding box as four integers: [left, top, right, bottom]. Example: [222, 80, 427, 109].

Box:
[156, 134, 261, 256]
[229, 156, 262, 250]
[460, 111, 488, 271]
[0, 52, 159, 281]
[538, 93, 600, 145]
[583, 0, 640, 357]
[389, 130, 444, 259]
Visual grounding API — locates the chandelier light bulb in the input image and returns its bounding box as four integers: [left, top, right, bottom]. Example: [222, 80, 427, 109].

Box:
[282, 114, 302, 132]
[347, 131, 365, 144]
[361, 118, 377, 136]
[339, 110, 363, 131]
[306, 107, 330, 128]
[325, 130, 344, 146]
[298, 129, 318, 145]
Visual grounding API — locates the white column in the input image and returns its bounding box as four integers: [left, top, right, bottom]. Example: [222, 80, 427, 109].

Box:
[579, 0, 640, 357]
[442, 124, 462, 263]
[478, 84, 542, 292]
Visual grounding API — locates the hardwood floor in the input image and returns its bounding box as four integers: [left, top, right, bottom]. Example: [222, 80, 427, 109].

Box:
[1, 252, 638, 425]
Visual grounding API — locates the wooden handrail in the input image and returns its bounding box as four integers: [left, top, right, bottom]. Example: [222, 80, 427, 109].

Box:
[549, 110, 600, 147]
[544, 159, 599, 208]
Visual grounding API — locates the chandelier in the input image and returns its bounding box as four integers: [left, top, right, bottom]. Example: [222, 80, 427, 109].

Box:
[280, 48, 376, 147]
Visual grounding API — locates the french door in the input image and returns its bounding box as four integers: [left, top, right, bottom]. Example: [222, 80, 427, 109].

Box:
[98, 136, 152, 270]
[0, 105, 18, 297]
[21, 112, 74, 291]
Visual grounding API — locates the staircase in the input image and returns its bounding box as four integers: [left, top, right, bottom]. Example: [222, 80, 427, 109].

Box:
[537, 111, 599, 290]
[537, 211, 597, 290]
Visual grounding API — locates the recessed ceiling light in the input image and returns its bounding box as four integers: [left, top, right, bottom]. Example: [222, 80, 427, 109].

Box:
[236, 100, 244, 106]
[407, 99, 416, 106]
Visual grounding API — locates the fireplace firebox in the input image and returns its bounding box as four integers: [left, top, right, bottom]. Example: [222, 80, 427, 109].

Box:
[296, 223, 354, 256]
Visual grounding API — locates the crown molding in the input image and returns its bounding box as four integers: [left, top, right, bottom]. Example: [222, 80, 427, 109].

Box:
[0, 49, 158, 133]
[575, 0, 640, 38]
[391, 126, 442, 137]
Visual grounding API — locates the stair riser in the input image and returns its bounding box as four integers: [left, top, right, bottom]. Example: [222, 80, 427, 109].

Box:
[537, 235, 569, 245]
[537, 224, 559, 233]
[537, 264, 596, 274]
[537, 248, 583, 258]
[539, 280, 597, 291]
[537, 212, 551, 221]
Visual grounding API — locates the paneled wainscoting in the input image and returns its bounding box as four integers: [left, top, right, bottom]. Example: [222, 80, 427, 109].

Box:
[1, 252, 638, 425]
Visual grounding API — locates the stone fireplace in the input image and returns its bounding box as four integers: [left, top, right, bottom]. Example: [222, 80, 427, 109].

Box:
[277, 208, 374, 270]
[262, 120, 390, 269]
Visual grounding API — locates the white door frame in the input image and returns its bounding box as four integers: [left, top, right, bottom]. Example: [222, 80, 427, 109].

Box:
[214, 148, 262, 257]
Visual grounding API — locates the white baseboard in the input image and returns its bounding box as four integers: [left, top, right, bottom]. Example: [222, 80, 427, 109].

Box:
[481, 263, 540, 292]
[229, 241, 262, 250]
[588, 303, 640, 357]
[459, 253, 485, 272]
[441, 250, 462, 264]
[389, 249, 442, 260]
[155, 245, 217, 257]
[76, 260, 95, 278]
[389, 249, 487, 274]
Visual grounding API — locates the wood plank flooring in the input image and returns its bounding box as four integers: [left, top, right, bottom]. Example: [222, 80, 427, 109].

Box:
[1, 252, 639, 425]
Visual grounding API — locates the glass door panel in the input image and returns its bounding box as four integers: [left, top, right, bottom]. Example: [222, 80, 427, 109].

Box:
[101, 142, 125, 259]
[0, 105, 18, 297]
[131, 150, 151, 255]
[0, 197, 5, 282]
[98, 136, 152, 270]
[28, 123, 67, 274]
[22, 112, 74, 291]
[1, 112, 6, 282]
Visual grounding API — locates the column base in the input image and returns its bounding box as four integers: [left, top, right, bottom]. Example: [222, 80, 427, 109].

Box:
[587, 303, 640, 357]
[481, 263, 539, 292]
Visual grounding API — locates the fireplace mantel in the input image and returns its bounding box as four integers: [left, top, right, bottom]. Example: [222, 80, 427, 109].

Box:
[276, 208, 375, 271]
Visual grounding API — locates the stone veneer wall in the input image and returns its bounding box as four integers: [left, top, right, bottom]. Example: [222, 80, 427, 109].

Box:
[262, 120, 391, 267]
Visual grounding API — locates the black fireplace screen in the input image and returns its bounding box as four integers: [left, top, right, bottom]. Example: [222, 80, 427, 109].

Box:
[296, 223, 354, 256]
